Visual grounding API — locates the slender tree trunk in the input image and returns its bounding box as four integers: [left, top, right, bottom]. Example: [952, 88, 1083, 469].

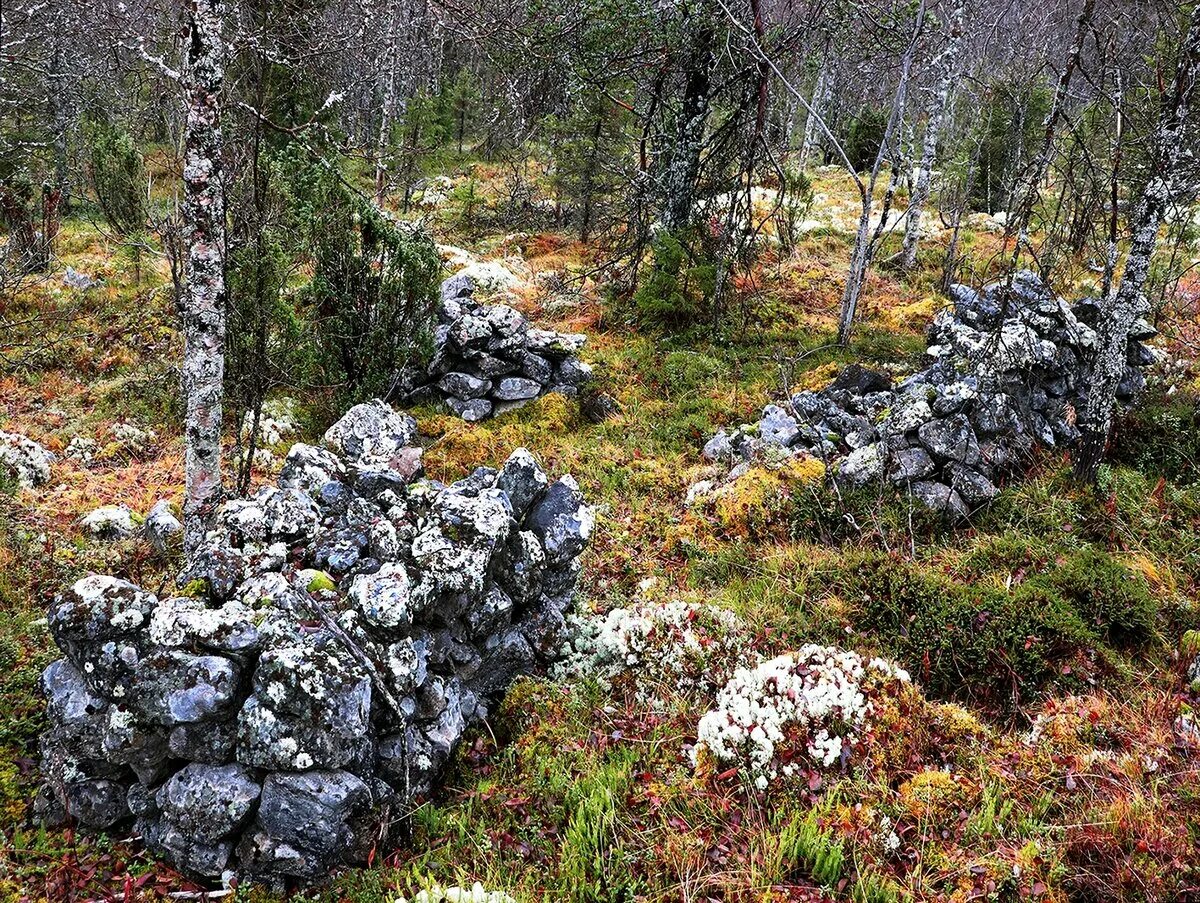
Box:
[579, 112, 604, 243]
[837, 0, 926, 346]
[799, 32, 832, 168]
[181, 0, 228, 557]
[48, 25, 70, 208]
[661, 18, 715, 233]
[1005, 0, 1094, 266]
[1074, 6, 1199, 483]
[374, 0, 401, 205]
[899, 0, 963, 270]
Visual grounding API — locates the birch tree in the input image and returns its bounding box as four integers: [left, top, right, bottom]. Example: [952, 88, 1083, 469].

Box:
[181, 0, 228, 556]
[898, 0, 964, 270]
[1073, 4, 1200, 484]
[835, 0, 927, 346]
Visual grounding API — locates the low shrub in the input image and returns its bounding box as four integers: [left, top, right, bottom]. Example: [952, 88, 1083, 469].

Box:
[1110, 391, 1200, 485]
[836, 552, 1101, 706]
[1033, 548, 1157, 648]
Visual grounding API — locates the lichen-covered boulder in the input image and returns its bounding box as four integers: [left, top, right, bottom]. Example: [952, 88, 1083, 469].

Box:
[38, 402, 595, 885]
[0, 429, 54, 488]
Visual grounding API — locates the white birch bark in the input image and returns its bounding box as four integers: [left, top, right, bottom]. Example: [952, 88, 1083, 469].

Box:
[181, 0, 227, 556]
[836, 0, 926, 345]
[1075, 6, 1200, 482]
[798, 57, 830, 168]
[899, 0, 963, 270]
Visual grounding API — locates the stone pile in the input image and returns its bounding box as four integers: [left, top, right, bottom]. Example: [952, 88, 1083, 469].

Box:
[37, 400, 594, 885]
[402, 273, 593, 422]
[0, 429, 53, 488]
[703, 271, 1156, 518]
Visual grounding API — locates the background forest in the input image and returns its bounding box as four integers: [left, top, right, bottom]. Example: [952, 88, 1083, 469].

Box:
[2, 0, 1200, 900]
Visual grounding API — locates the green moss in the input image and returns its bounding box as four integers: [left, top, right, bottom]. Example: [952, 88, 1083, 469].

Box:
[1031, 548, 1157, 648]
[306, 571, 337, 593]
[835, 552, 1100, 706]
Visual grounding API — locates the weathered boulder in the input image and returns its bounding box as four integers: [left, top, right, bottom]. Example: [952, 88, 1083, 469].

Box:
[0, 429, 54, 488]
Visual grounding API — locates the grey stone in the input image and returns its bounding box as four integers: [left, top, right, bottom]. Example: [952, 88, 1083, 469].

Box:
[143, 500, 183, 552]
[887, 446, 936, 484]
[837, 444, 884, 488]
[438, 371, 492, 400]
[493, 377, 542, 401]
[497, 447, 549, 515]
[236, 642, 371, 772]
[702, 431, 735, 464]
[917, 413, 980, 465]
[446, 396, 493, 422]
[525, 328, 586, 358]
[555, 358, 593, 387]
[240, 770, 377, 880]
[947, 465, 1000, 506]
[908, 481, 970, 520]
[156, 763, 260, 843]
[278, 443, 346, 493]
[323, 400, 418, 466]
[520, 352, 553, 384]
[133, 650, 240, 726]
[758, 405, 800, 447]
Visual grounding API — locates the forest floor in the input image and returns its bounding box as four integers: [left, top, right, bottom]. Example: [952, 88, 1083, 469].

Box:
[2, 165, 1200, 902]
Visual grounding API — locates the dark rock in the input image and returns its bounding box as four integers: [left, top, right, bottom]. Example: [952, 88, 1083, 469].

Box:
[156, 763, 260, 844]
[493, 377, 542, 402]
[831, 364, 893, 395]
[527, 476, 594, 566]
[887, 446, 936, 484]
[438, 371, 492, 400]
[947, 465, 1000, 506]
[520, 352, 553, 384]
[239, 770, 377, 880]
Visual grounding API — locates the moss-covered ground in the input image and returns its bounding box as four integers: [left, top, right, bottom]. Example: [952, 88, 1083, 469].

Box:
[2, 168, 1199, 902]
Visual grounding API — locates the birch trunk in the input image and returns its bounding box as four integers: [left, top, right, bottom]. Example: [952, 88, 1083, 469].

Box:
[836, 0, 925, 346]
[899, 0, 963, 270]
[1074, 6, 1199, 483]
[181, 0, 227, 557]
[374, 0, 402, 204]
[662, 18, 715, 233]
[798, 57, 830, 168]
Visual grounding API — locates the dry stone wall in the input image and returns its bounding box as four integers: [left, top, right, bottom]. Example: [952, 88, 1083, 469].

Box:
[400, 274, 593, 421]
[37, 400, 593, 885]
[703, 271, 1157, 517]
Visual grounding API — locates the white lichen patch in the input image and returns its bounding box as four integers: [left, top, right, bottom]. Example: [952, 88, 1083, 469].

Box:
[396, 882, 516, 903]
[555, 600, 744, 700]
[693, 645, 910, 788]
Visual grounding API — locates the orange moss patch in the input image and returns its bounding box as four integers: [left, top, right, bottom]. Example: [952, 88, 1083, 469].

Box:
[32, 447, 184, 529]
